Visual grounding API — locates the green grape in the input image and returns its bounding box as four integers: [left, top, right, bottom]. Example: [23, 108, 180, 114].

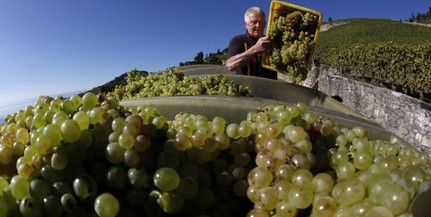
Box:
[291, 168, 313, 187]
[16, 127, 30, 144]
[404, 165, 426, 185]
[60, 119, 82, 143]
[335, 134, 349, 147]
[0, 146, 12, 165]
[60, 99, 76, 115]
[40, 165, 63, 185]
[311, 196, 337, 217]
[177, 176, 199, 200]
[246, 208, 270, 217]
[42, 124, 63, 147]
[19, 196, 42, 217]
[275, 164, 295, 181]
[134, 134, 151, 152]
[150, 190, 184, 214]
[42, 195, 63, 217]
[152, 116, 167, 129]
[43, 109, 55, 124]
[13, 140, 26, 157]
[311, 173, 334, 194]
[382, 184, 409, 215]
[238, 121, 252, 138]
[50, 148, 68, 170]
[33, 134, 52, 155]
[127, 167, 149, 188]
[111, 116, 126, 133]
[51, 181, 74, 198]
[9, 175, 30, 200]
[288, 185, 313, 209]
[255, 186, 278, 211]
[336, 162, 356, 179]
[69, 94, 82, 109]
[88, 107, 108, 125]
[29, 179, 51, 202]
[248, 166, 273, 188]
[0, 196, 8, 217]
[81, 92, 99, 109]
[211, 116, 226, 135]
[331, 147, 349, 166]
[190, 131, 207, 148]
[0, 177, 8, 196]
[213, 133, 230, 150]
[51, 111, 69, 127]
[94, 193, 120, 217]
[105, 166, 127, 190]
[153, 167, 180, 192]
[32, 113, 46, 129]
[118, 132, 135, 149]
[285, 126, 307, 143]
[332, 177, 365, 206]
[294, 139, 312, 153]
[72, 111, 90, 130]
[34, 102, 49, 114]
[105, 142, 125, 163]
[364, 206, 394, 217]
[226, 123, 240, 139]
[49, 98, 62, 112]
[353, 150, 373, 171]
[291, 153, 311, 169]
[124, 148, 141, 167]
[273, 180, 294, 201]
[72, 173, 98, 201]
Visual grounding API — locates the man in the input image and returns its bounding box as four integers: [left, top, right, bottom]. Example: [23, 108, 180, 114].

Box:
[226, 7, 277, 80]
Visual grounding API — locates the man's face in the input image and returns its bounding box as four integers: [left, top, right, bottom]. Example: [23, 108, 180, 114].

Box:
[245, 12, 266, 38]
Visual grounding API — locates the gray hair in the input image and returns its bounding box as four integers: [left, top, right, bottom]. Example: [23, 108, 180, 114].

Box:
[244, 7, 265, 22]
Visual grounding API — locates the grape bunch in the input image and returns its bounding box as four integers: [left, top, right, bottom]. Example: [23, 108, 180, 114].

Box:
[107, 69, 252, 100]
[267, 9, 320, 83]
[0, 91, 430, 217]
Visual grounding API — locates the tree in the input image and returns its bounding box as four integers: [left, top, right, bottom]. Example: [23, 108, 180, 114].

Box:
[194, 51, 204, 63]
[328, 17, 333, 24]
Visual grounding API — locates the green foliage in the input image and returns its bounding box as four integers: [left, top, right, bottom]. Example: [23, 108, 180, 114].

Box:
[315, 19, 431, 101]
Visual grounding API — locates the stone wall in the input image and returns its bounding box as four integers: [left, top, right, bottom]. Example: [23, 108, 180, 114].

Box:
[292, 64, 431, 153]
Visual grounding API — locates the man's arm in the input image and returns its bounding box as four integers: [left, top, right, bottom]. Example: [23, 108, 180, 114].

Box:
[226, 47, 257, 71]
[226, 36, 271, 71]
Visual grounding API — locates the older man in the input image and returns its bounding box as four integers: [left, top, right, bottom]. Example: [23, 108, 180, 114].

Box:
[226, 7, 277, 80]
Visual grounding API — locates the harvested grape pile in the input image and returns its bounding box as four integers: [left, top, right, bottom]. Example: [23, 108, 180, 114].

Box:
[0, 90, 431, 217]
[107, 69, 252, 100]
[266, 8, 320, 83]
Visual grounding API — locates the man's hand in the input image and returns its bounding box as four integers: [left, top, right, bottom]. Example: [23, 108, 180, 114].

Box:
[254, 36, 271, 53]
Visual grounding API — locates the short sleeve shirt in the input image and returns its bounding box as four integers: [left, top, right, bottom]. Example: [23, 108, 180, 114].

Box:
[227, 32, 277, 80]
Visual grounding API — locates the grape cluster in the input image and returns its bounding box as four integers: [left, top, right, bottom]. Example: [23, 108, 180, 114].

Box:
[267, 10, 319, 83]
[107, 69, 252, 100]
[0, 91, 430, 217]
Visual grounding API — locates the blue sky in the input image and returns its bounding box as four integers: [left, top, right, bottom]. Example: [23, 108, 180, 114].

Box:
[0, 0, 429, 108]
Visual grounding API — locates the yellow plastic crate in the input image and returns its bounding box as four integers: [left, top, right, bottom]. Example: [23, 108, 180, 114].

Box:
[262, 0, 322, 81]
